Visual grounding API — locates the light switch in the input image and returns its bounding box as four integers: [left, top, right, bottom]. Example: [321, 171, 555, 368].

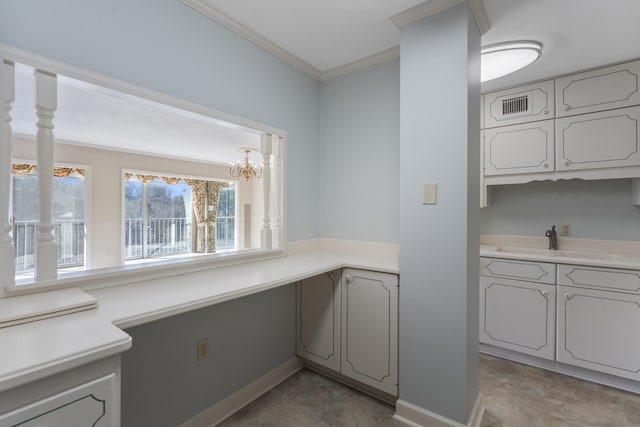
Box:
[423, 183, 437, 205]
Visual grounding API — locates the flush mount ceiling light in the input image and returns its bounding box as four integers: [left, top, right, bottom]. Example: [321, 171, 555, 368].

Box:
[481, 41, 542, 83]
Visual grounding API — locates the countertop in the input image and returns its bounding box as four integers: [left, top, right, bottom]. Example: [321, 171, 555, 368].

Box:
[480, 234, 640, 270]
[0, 243, 398, 393]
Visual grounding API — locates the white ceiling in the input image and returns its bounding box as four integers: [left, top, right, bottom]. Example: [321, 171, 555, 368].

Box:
[11, 0, 640, 164]
[12, 64, 261, 166]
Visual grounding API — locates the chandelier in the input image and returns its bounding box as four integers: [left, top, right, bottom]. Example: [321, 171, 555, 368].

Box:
[229, 149, 263, 181]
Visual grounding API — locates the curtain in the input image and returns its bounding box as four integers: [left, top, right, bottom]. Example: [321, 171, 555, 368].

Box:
[183, 179, 228, 253]
[11, 163, 85, 177]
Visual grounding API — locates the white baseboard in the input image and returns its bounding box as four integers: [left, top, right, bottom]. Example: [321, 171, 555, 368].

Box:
[393, 393, 484, 427]
[179, 357, 303, 427]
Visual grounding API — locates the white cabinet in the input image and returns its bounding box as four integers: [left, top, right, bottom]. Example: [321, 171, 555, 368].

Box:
[340, 269, 398, 395]
[296, 270, 341, 371]
[556, 59, 640, 117]
[479, 258, 555, 360]
[557, 284, 640, 381]
[556, 106, 640, 171]
[0, 357, 119, 427]
[296, 269, 398, 396]
[483, 80, 554, 128]
[483, 120, 554, 176]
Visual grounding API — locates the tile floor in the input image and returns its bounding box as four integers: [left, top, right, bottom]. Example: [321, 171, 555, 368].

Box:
[218, 354, 640, 427]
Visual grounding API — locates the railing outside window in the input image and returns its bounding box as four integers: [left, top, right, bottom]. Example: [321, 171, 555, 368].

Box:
[14, 219, 85, 273]
[124, 217, 192, 259]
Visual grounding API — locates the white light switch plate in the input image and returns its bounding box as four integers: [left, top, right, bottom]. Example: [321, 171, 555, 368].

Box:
[423, 183, 437, 205]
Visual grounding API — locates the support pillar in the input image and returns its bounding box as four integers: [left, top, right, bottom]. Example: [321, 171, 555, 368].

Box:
[396, 3, 482, 426]
[34, 69, 57, 281]
[0, 59, 15, 290]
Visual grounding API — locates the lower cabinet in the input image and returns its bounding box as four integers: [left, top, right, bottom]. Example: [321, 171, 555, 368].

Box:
[0, 357, 120, 427]
[296, 268, 398, 396]
[480, 276, 556, 360]
[557, 284, 640, 381]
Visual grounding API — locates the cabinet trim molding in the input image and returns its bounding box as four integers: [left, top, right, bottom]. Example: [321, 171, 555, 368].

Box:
[484, 259, 550, 281]
[561, 292, 640, 375]
[561, 266, 640, 293]
[298, 272, 339, 362]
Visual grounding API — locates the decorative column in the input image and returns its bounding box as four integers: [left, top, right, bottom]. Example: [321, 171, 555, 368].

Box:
[273, 136, 284, 249]
[260, 133, 272, 250]
[34, 69, 57, 281]
[0, 59, 15, 290]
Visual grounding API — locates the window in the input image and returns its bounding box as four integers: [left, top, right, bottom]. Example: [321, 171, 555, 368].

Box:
[124, 173, 236, 262]
[2, 51, 285, 292]
[11, 164, 86, 278]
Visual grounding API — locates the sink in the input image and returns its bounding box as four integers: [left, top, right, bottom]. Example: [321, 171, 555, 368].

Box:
[493, 246, 634, 262]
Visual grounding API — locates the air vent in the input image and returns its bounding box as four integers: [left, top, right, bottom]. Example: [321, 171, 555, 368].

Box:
[502, 95, 529, 115]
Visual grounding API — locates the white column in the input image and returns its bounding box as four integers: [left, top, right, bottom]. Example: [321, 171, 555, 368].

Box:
[273, 136, 284, 249]
[260, 133, 272, 250]
[0, 59, 15, 290]
[34, 69, 57, 281]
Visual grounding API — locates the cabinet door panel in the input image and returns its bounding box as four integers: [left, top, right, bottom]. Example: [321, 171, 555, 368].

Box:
[484, 80, 554, 128]
[556, 60, 640, 117]
[480, 257, 556, 284]
[480, 277, 555, 360]
[296, 271, 341, 371]
[0, 374, 116, 426]
[484, 120, 554, 176]
[341, 269, 398, 396]
[558, 264, 640, 294]
[556, 106, 640, 171]
[557, 286, 640, 381]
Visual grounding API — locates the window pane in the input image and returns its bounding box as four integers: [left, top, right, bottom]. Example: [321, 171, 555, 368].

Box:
[12, 172, 85, 277]
[216, 184, 235, 252]
[145, 180, 191, 258]
[124, 180, 143, 259]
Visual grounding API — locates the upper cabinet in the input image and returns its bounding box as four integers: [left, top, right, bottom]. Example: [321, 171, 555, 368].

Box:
[556, 60, 640, 117]
[481, 59, 640, 206]
[484, 120, 554, 176]
[484, 80, 554, 128]
[556, 106, 640, 171]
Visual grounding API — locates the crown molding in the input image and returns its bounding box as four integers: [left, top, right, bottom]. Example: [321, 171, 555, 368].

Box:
[181, 0, 490, 83]
[180, 0, 323, 80]
[320, 46, 400, 81]
[391, 0, 490, 35]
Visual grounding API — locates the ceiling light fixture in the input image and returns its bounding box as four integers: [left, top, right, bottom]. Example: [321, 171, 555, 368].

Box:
[229, 149, 263, 182]
[481, 41, 542, 83]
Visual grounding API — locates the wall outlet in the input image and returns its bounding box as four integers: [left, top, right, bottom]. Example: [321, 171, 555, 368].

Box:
[559, 224, 571, 236]
[197, 338, 209, 361]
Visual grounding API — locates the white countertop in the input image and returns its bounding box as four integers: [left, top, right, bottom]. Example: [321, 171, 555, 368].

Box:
[0, 243, 398, 393]
[480, 234, 640, 270]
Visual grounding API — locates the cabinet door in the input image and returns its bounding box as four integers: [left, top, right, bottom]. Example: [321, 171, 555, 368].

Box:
[480, 257, 556, 285]
[480, 276, 555, 360]
[557, 285, 640, 381]
[484, 80, 554, 128]
[340, 269, 398, 396]
[556, 60, 640, 117]
[558, 264, 640, 294]
[556, 106, 640, 171]
[484, 119, 554, 176]
[0, 374, 117, 427]
[296, 271, 341, 371]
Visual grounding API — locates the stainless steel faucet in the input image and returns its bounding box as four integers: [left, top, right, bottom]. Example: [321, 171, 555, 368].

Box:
[545, 225, 558, 250]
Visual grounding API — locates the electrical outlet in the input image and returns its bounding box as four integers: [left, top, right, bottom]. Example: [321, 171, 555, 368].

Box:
[559, 224, 571, 236]
[197, 338, 209, 361]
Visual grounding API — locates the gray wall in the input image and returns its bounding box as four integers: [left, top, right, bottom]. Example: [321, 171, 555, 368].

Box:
[0, 0, 320, 242]
[121, 284, 296, 427]
[399, 4, 480, 424]
[319, 59, 400, 243]
[481, 179, 640, 240]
